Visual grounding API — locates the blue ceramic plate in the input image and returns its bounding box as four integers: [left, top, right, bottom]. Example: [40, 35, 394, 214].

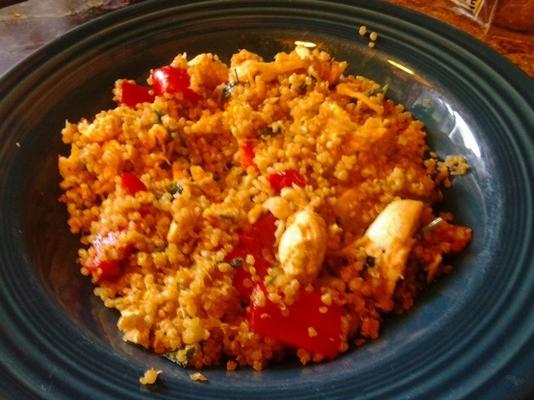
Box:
[0, 1, 533, 399]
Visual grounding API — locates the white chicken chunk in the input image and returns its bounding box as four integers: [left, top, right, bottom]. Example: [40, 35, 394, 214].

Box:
[232, 59, 308, 83]
[365, 199, 423, 311]
[278, 209, 327, 285]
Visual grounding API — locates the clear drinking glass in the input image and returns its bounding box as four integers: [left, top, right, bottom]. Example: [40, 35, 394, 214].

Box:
[448, 0, 500, 33]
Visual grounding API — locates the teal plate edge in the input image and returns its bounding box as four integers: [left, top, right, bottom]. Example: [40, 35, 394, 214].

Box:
[0, 1, 533, 400]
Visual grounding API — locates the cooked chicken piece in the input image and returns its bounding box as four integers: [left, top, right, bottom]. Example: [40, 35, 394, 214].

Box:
[366, 200, 423, 250]
[139, 368, 161, 385]
[364, 199, 423, 311]
[232, 59, 308, 83]
[278, 209, 327, 285]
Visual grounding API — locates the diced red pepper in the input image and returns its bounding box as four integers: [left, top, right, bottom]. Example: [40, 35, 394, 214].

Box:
[85, 231, 131, 282]
[242, 213, 277, 252]
[225, 213, 277, 299]
[119, 80, 155, 107]
[268, 169, 306, 193]
[152, 66, 189, 95]
[120, 172, 147, 195]
[182, 87, 203, 102]
[92, 260, 122, 281]
[227, 247, 272, 299]
[151, 66, 202, 102]
[240, 141, 258, 171]
[249, 287, 343, 358]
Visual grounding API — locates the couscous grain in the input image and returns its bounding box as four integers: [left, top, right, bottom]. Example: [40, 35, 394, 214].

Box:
[139, 368, 161, 385]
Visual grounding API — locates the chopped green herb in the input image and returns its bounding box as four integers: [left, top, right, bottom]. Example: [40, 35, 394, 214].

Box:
[165, 346, 196, 368]
[233, 68, 240, 83]
[381, 82, 390, 96]
[366, 82, 390, 97]
[266, 274, 277, 286]
[222, 81, 238, 100]
[218, 213, 236, 219]
[229, 257, 244, 267]
[364, 255, 375, 268]
[222, 86, 232, 100]
[167, 182, 184, 195]
[258, 126, 275, 137]
[164, 351, 179, 364]
[154, 109, 165, 123]
[185, 346, 195, 361]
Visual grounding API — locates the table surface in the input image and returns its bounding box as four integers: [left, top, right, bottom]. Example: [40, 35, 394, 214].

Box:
[0, 0, 532, 78]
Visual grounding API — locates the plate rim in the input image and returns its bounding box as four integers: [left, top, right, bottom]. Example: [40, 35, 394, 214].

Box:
[0, 1, 533, 399]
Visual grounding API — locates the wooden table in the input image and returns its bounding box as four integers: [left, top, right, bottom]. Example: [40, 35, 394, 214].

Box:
[388, 0, 534, 78]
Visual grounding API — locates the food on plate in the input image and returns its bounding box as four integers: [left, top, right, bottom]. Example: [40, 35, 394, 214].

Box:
[189, 372, 208, 382]
[139, 368, 161, 385]
[58, 45, 472, 371]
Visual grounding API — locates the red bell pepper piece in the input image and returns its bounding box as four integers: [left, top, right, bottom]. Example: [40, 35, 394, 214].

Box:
[249, 287, 343, 358]
[151, 66, 202, 102]
[91, 260, 122, 281]
[120, 172, 147, 195]
[268, 169, 306, 193]
[240, 141, 258, 171]
[119, 80, 155, 107]
[226, 247, 271, 298]
[242, 212, 277, 251]
[225, 213, 277, 299]
[85, 231, 130, 282]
